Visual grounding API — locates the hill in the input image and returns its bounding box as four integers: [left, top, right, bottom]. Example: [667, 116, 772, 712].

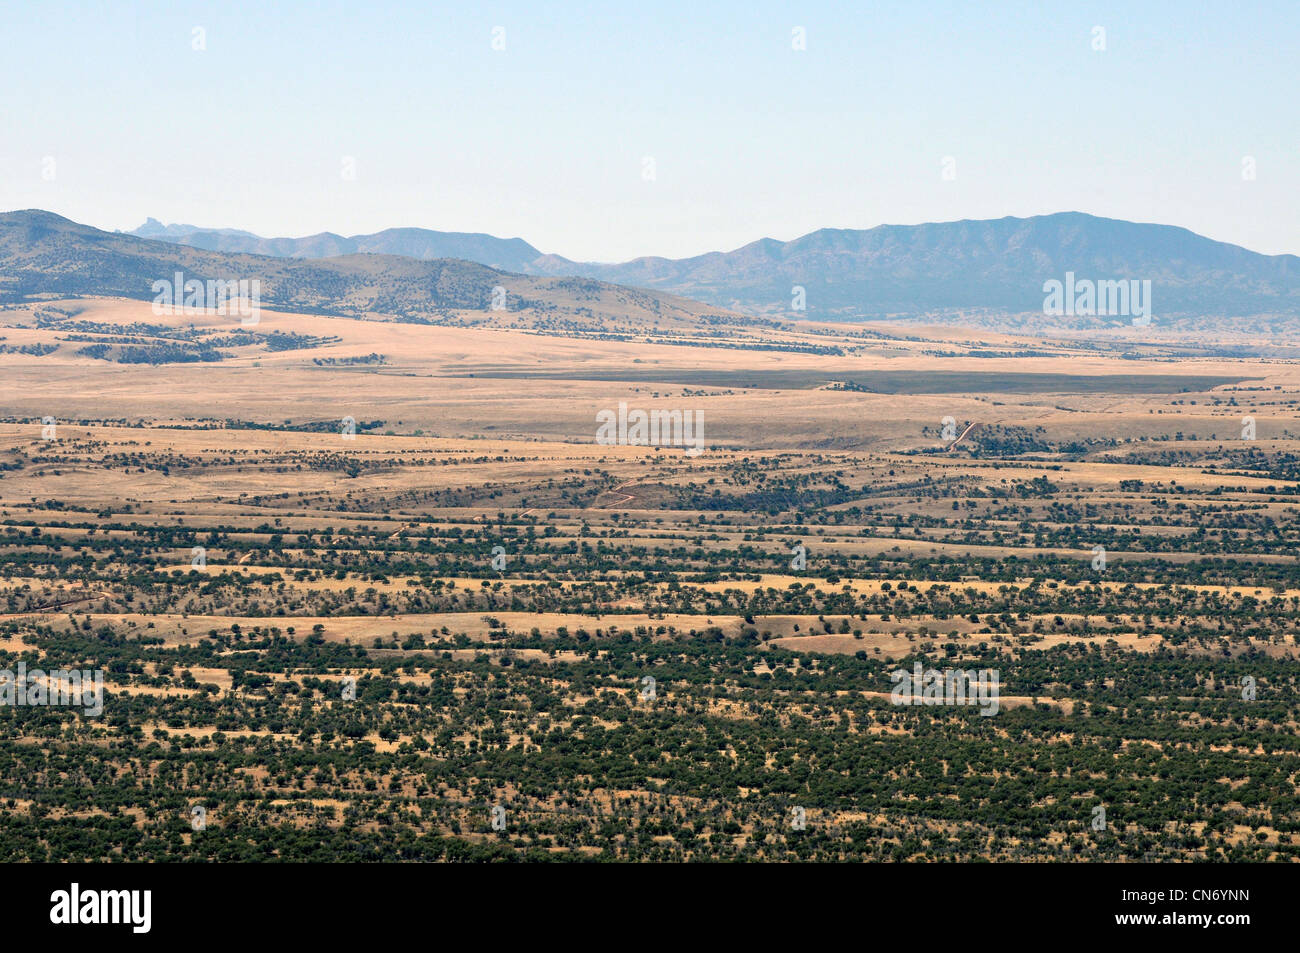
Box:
[2, 210, 730, 330]
[129, 218, 543, 272]
[129, 211, 1300, 322]
[549, 213, 1300, 320]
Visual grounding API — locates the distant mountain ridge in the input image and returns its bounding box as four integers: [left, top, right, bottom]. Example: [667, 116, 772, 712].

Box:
[128, 219, 544, 273]
[566, 213, 1300, 319]
[0, 210, 723, 328]
[128, 212, 1300, 320]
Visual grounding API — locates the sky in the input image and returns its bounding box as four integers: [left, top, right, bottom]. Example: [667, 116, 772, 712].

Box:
[1, 0, 1296, 261]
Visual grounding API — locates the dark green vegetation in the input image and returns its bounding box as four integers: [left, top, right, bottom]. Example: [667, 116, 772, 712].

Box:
[3, 626, 1295, 862]
[1, 419, 1298, 861]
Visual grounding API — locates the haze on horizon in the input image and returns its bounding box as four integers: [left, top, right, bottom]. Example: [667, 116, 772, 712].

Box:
[0, 0, 1295, 261]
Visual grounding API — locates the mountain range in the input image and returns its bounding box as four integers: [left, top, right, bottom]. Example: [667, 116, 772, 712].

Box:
[1, 210, 723, 327]
[131, 217, 544, 273]
[128, 212, 1300, 320]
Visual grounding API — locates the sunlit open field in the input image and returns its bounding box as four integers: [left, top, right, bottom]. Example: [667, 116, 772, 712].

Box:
[2, 297, 1299, 861]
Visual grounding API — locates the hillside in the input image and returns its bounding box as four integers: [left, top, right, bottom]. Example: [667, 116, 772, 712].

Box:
[549, 213, 1300, 320]
[1, 210, 731, 330]
[131, 211, 1300, 322]
[131, 217, 543, 272]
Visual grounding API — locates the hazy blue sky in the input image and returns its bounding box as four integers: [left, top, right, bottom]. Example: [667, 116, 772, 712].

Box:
[2, 0, 1295, 261]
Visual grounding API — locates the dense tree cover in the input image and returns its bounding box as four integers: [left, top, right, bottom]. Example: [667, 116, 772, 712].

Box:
[2, 420, 1298, 861]
[1, 628, 1295, 861]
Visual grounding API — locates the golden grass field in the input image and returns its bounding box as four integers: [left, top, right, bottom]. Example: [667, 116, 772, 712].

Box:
[4, 296, 1298, 449]
[3, 295, 1299, 861]
[4, 295, 1300, 657]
